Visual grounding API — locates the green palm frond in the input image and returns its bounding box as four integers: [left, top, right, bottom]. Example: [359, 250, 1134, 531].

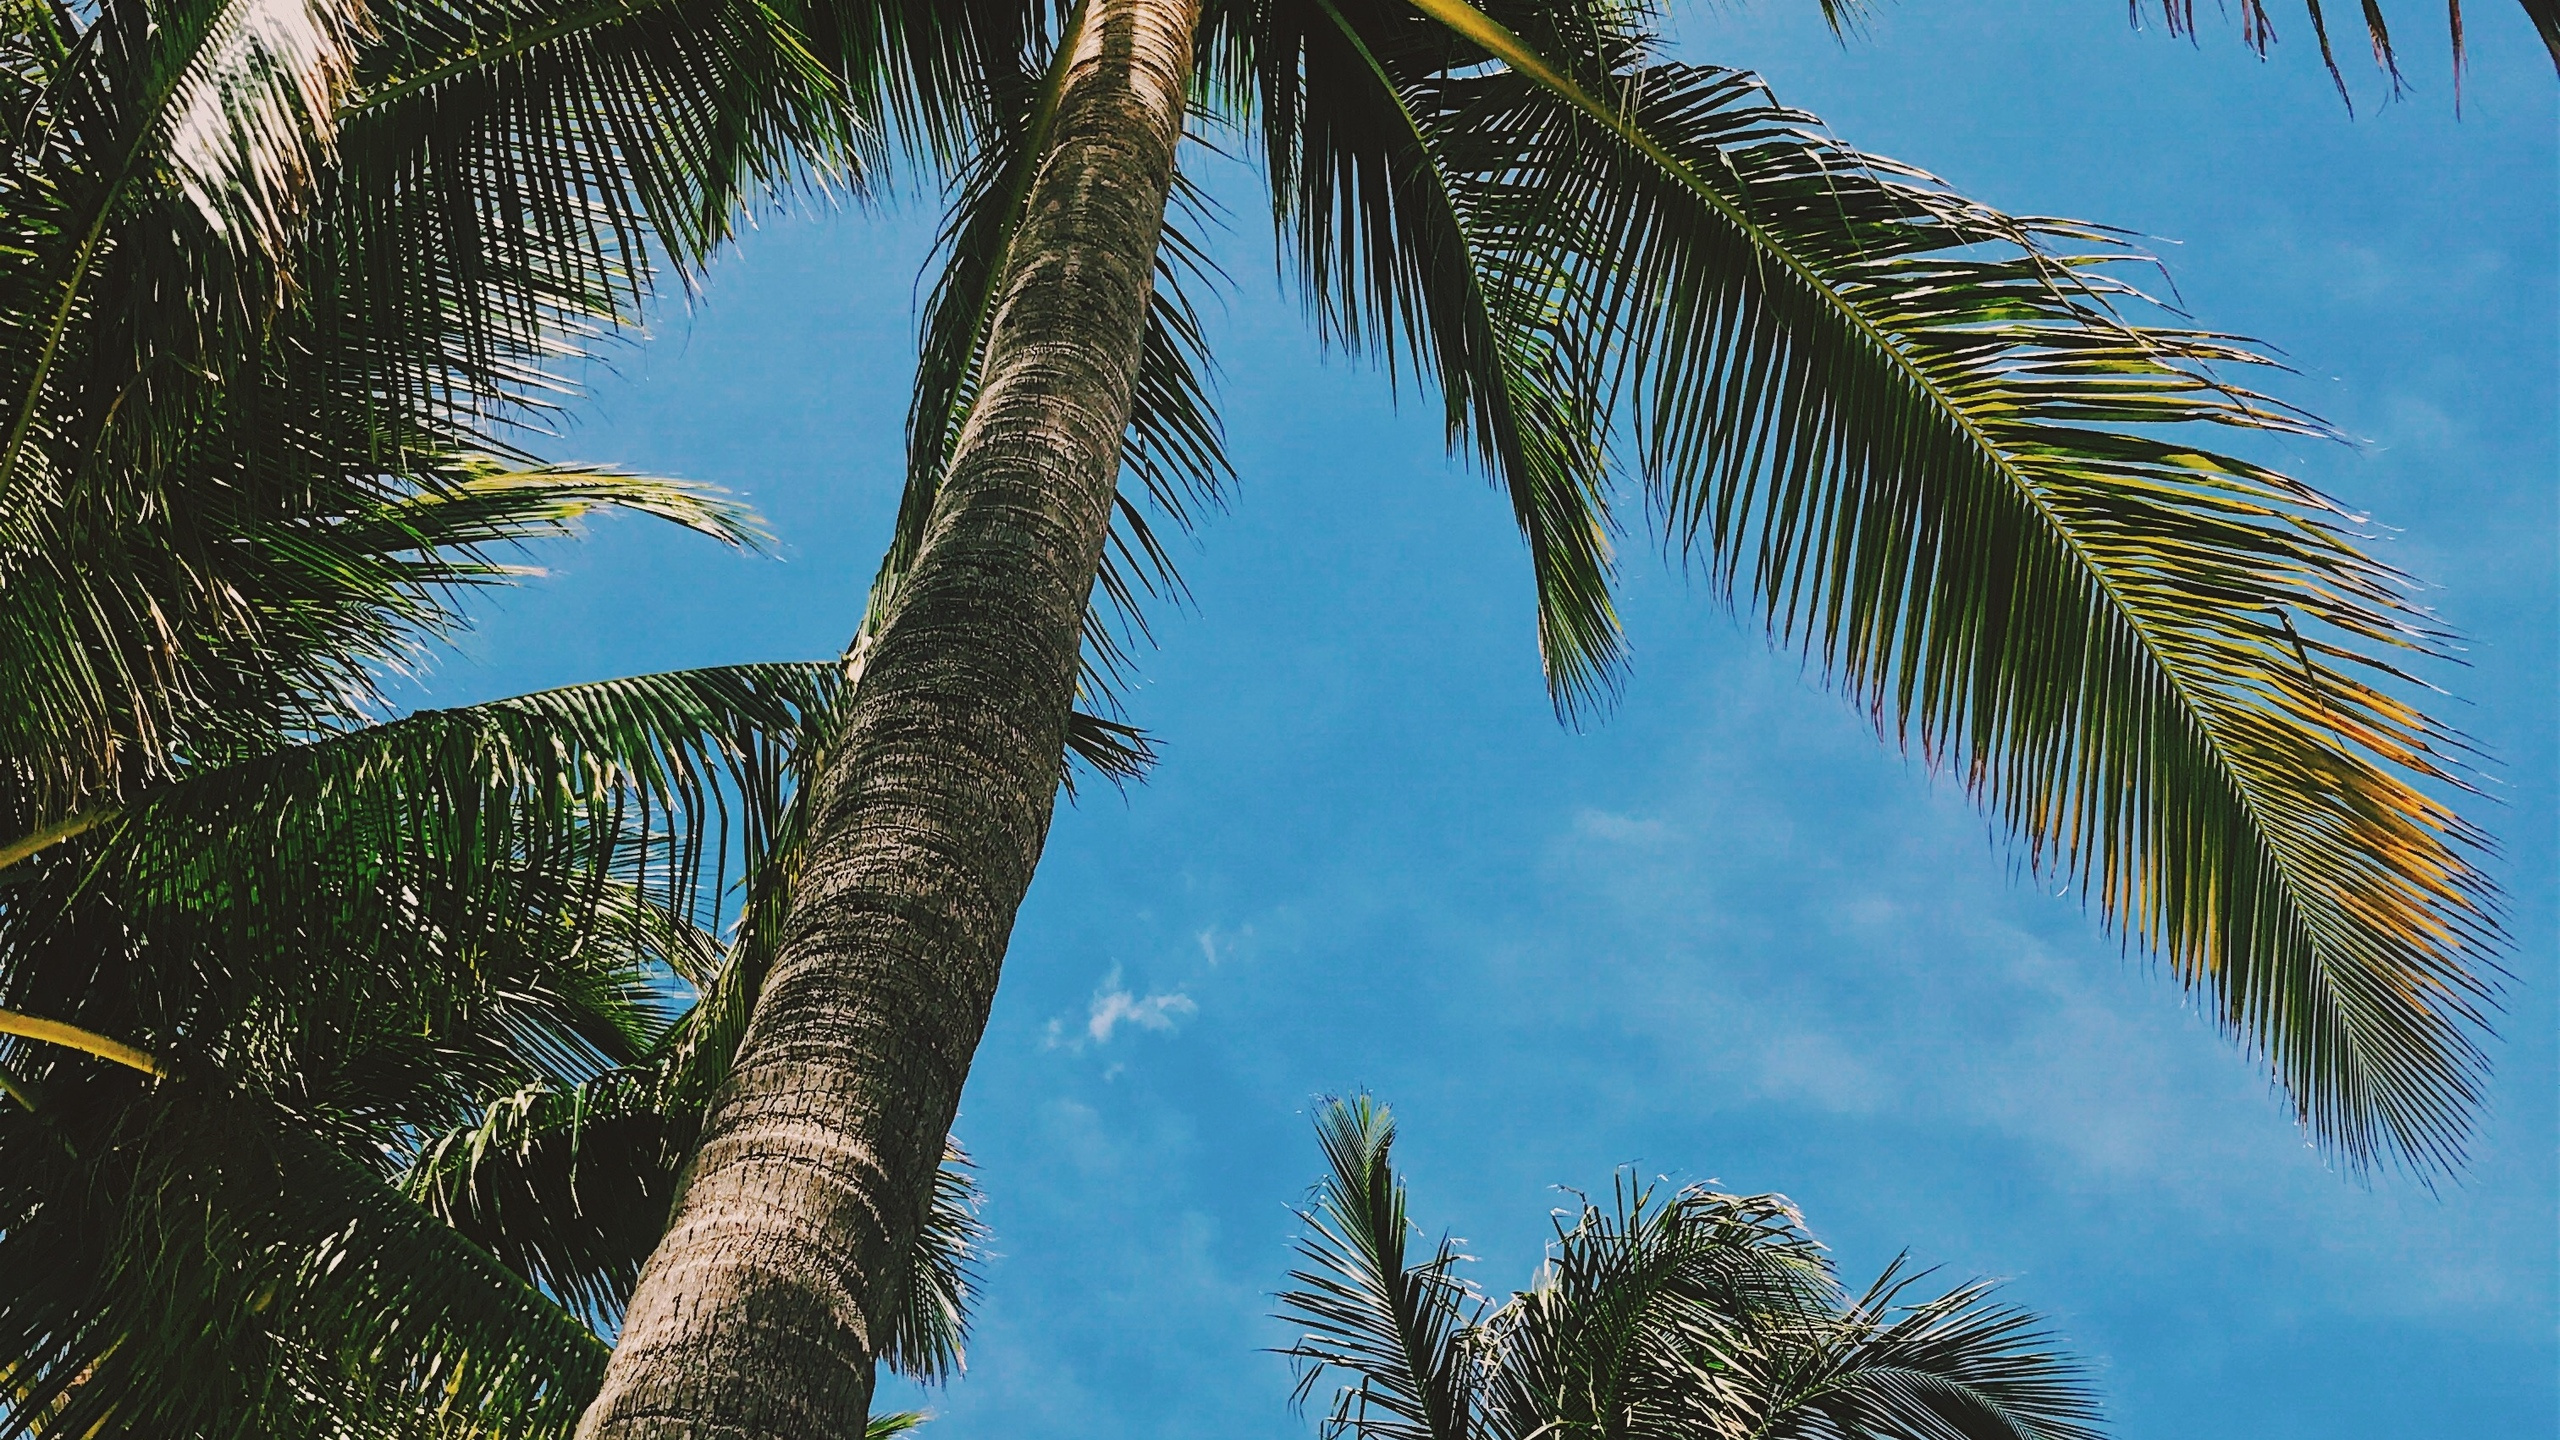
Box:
[0, 1075, 605, 1440]
[0, 0, 369, 505]
[0, 381, 770, 815]
[326, 0, 847, 424]
[87, 658, 828, 912]
[320, 0, 1029, 437]
[881, 1136, 989, 1382]
[1277, 1096, 1483, 1440]
[1231, 0, 1623, 714]
[405, 1068, 701, 1322]
[1763, 1261, 2105, 1440]
[1482, 1178, 1838, 1436]
[0, 662, 831, 1162]
[1318, 2, 2503, 1174]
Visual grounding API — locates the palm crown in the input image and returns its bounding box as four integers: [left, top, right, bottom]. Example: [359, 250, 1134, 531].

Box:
[1279, 1097, 2106, 1440]
[876, 0, 2504, 1168]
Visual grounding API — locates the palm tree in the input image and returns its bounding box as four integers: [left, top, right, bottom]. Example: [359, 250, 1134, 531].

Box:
[1, 0, 1171, 1422]
[1277, 1096, 2104, 1440]
[0, 0, 1018, 1429]
[570, 2, 2517, 1431]
[6, 0, 2525, 1430]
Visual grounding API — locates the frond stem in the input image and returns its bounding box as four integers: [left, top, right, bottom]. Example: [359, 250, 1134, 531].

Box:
[346, 0, 677, 116]
[0, 1009, 165, 1077]
[0, 806, 116, 870]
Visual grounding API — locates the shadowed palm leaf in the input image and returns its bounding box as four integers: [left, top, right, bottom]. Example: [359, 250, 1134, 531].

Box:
[0, 1075, 609, 1439]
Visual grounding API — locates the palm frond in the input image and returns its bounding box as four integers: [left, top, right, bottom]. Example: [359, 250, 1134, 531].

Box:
[0, 1075, 605, 1440]
[322, 0, 1029, 417]
[107, 658, 831, 923]
[1282, 1102, 2106, 1440]
[0, 661, 831, 1169]
[0, 0, 369, 508]
[1235, 0, 1622, 714]
[1378, 3, 2501, 1174]
[1748, 1260, 2105, 1440]
[404, 1068, 700, 1323]
[1482, 1178, 1838, 1438]
[1276, 1096, 1482, 1440]
[1, 442, 769, 823]
[878, 1136, 988, 1382]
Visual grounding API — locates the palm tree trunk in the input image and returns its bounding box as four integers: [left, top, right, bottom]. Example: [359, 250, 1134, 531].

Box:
[575, 3, 1200, 1435]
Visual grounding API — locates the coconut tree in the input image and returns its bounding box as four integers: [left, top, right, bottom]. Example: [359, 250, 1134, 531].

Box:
[1278, 1096, 2104, 1440]
[567, 2, 2517, 1432]
[6, 0, 2523, 1430]
[0, 0, 1005, 1429]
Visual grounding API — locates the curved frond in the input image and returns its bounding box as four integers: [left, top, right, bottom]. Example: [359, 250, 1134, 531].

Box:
[1369, 4, 2502, 1173]
[1275, 1096, 1482, 1440]
[878, 1136, 988, 1383]
[0, 661, 830, 1160]
[1233, 0, 1621, 713]
[1482, 1179, 1838, 1437]
[405, 1068, 700, 1323]
[1281, 1100, 2105, 1440]
[1779, 1261, 2106, 1440]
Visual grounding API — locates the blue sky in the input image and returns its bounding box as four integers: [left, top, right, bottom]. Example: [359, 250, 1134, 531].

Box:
[412, 4, 2555, 1434]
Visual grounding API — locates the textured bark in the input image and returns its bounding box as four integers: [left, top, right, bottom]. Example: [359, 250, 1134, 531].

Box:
[574, 4, 1200, 1437]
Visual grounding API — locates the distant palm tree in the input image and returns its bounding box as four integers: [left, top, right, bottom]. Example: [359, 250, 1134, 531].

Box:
[1278, 1097, 2103, 1440]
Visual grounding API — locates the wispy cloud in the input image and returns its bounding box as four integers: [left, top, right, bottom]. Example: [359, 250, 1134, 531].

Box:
[1196, 923, 1251, 967]
[1045, 965, 1197, 1052]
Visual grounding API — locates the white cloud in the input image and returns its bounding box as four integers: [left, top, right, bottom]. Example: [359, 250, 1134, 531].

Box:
[1088, 984, 1197, 1043]
[1047, 965, 1197, 1052]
